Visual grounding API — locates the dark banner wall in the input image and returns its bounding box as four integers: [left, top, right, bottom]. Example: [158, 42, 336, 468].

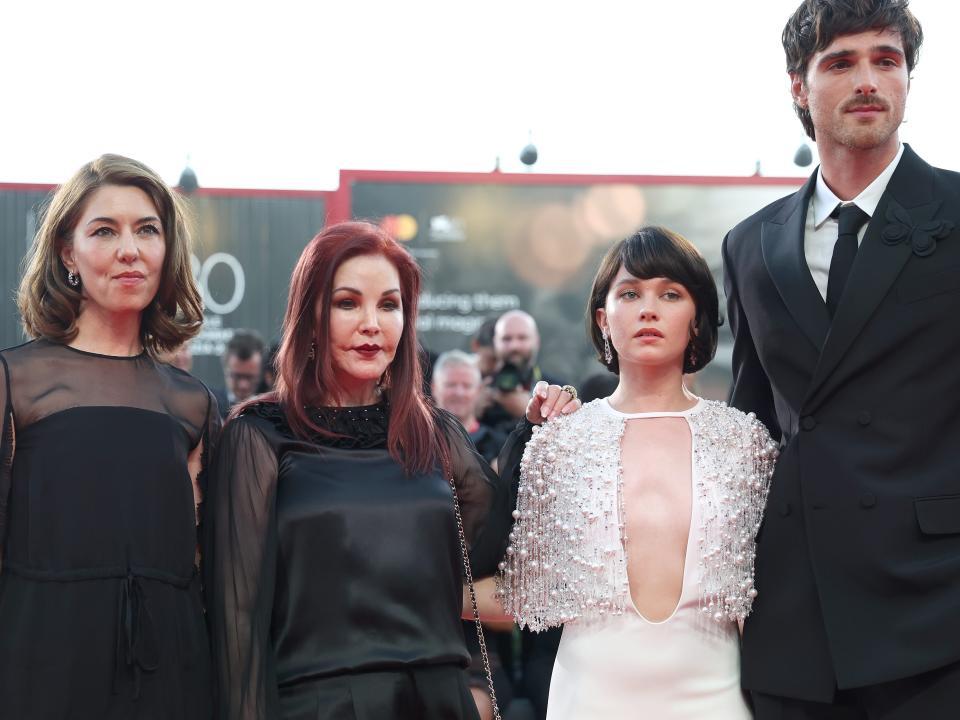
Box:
[184, 193, 327, 387]
[2, 176, 800, 398]
[350, 179, 799, 398]
[0, 189, 48, 355]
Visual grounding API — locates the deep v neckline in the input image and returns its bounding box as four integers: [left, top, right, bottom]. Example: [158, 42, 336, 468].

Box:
[605, 403, 698, 625]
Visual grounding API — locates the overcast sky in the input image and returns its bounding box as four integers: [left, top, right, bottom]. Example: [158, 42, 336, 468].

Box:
[1, 0, 956, 190]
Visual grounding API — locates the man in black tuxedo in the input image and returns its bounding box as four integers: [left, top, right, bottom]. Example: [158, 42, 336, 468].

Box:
[723, 1, 960, 716]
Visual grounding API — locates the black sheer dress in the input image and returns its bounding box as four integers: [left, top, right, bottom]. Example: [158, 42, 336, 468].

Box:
[0, 338, 220, 719]
[203, 400, 512, 720]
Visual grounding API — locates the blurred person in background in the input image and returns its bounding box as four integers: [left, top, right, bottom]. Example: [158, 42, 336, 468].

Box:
[203, 221, 512, 719]
[260, 341, 280, 391]
[577, 371, 619, 404]
[480, 310, 562, 437]
[159, 340, 193, 373]
[470, 316, 500, 379]
[0, 154, 219, 718]
[212, 328, 264, 418]
[469, 317, 499, 423]
[432, 350, 506, 467]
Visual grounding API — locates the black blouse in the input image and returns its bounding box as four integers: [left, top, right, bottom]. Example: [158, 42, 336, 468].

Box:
[203, 400, 511, 720]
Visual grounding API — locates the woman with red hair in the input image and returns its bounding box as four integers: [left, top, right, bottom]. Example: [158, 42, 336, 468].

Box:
[203, 221, 512, 719]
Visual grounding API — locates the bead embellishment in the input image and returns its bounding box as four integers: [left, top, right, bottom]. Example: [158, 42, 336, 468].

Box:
[498, 399, 777, 631]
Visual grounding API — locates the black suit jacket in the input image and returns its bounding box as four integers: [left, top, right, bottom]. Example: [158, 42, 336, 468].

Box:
[723, 145, 960, 702]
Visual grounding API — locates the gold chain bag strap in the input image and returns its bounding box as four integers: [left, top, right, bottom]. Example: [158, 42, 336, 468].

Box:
[445, 456, 502, 720]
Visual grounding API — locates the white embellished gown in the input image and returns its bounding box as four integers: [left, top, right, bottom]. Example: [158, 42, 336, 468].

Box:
[499, 397, 777, 720]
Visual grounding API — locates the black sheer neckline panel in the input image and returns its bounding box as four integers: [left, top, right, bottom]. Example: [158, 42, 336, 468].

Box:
[0, 338, 217, 449]
[60, 343, 147, 360]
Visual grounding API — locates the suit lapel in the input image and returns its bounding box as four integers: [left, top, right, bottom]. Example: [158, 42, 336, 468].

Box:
[805, 145, 940, 405]
[761, 172, 830, 352]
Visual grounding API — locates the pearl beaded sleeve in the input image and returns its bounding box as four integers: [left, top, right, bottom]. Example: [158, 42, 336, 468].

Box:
[695, 407, 777, 623]
[499, 403, 627, 632]
[497, 399, 777, 631]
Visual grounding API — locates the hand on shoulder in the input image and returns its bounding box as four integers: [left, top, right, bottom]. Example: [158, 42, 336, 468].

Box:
[524, 381, 581, 424]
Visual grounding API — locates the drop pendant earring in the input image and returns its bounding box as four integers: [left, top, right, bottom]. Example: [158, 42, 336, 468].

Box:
[67, 271, 80, 288]
[686, 325, 699, 371]
[602, 328, 613, 365]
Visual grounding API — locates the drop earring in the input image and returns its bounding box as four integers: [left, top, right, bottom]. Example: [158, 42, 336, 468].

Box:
[602, 328, 613, 365]
[686, 325, 699, 371]
[67, 271, 80, 287]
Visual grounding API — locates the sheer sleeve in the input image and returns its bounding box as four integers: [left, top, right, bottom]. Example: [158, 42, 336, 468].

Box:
[439, 411, 513, 578]
[196, 389, 222, 506]
[203, 415, 280, 720]
[497, 418, 534, 501]
[0, 354, 12, 564]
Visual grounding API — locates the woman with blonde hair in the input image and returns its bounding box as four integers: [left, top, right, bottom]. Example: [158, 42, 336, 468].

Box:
[0, 154, 219, 718]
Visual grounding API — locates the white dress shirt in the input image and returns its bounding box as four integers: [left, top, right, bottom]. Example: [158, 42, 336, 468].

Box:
[804, 143, 905, 300]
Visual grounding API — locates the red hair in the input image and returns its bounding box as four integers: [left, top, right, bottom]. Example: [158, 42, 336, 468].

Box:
[236, 221, 442, 475]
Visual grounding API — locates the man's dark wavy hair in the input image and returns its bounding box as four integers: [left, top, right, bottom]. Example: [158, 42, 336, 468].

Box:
[783, 0, 923, 140]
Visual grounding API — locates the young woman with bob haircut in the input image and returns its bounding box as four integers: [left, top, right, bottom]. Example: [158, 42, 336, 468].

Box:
[204, 221, 513, 719]
[499, 226, 778, 719]
[0, 154, 219, 717]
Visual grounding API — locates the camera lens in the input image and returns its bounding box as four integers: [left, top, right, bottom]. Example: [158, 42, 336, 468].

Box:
[494, 367, 519, 392]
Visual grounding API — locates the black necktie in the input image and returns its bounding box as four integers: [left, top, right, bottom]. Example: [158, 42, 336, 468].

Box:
[826, 203, 870, 318]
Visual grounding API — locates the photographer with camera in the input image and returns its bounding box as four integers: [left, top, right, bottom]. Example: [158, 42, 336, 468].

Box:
[479, 310, 562, 436]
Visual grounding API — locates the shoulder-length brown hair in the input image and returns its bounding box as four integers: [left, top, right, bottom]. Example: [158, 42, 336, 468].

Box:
[17, 153, 203, 353]
[588, 226, 721, 375]
[243, 221, 443, 476]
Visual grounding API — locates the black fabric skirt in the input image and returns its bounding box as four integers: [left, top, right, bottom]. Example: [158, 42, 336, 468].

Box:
[0, 572, 211, 720]
[278, 664, 480, 720]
